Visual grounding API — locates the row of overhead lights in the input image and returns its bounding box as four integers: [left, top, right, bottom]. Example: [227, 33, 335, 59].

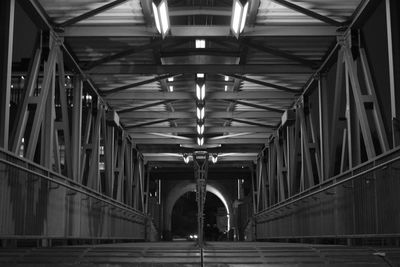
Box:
[153, 0, 246, 160]
[183, 153, 218, 164]
[196, 73, 206, 146]
[152, 0, 249, 38]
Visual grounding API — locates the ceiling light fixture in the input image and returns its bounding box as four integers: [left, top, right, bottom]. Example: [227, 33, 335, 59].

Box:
[183, 154, 190, 164]
[196, 84, 205, 101]
[231, 0, 249, 38]
[197, 124, 204, 135]
[197, 107, 205, 120]
[195, 39, 206, 49]
[211, 154, 218, 164]
[197, 137, 204, 146]
[152, 0, 170, 38]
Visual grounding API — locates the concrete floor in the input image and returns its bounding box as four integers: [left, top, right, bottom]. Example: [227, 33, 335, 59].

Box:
[1, 241, 399, 266]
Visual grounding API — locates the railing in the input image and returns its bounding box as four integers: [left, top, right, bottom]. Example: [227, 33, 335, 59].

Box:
[0, 148, 146, 241]
[255, 147, 400, 240]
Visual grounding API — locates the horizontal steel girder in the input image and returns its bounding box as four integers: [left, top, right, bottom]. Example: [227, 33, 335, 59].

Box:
[127, 126, 273, 134]
[62, 25, 338, 37]
[106, 90, 298, 100]
[88, 64, 312, 75]
[132, 138, 268, 145]
[119, 111, 282, 120]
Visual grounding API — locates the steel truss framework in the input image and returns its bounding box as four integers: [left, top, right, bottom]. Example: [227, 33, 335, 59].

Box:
[254, 31, 394, 211]
[253, 0, 400, 240]
[0, 0, 399, 244]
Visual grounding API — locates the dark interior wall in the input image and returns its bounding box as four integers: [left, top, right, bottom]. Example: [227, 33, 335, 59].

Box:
[361, 0, 392, 143]
[13, 1, 37, 63]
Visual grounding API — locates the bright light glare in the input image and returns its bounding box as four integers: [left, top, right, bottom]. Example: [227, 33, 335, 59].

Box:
[240, 2, 249, 33]
[231, 1, 242, 34]
[168, 77, 174, 82]
[183, 155, 190, 164]
[169, 85, 174, 92]
[197, 137, 204, 146]
[196, 107, 205, 120]
[211, 154, 218, 164]
[196, 73, 205, 78]
[225, 76, 229, 81]
[193, 234, 198, 239]
[197, 124, 204, 135]
[159, 1, 169, 35]
[224, 85, 228, 91]
[195, 39, 206, 49]
[196, 84, 205, 100]
[152, 2, 161, 33]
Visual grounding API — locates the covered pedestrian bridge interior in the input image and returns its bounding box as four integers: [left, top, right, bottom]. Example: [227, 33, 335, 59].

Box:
[1, 0, 400, 265]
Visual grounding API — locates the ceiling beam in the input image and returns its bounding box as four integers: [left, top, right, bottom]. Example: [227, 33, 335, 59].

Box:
[119, 111, 282, 120]
[270, 0, 343, 26]
[223, 100, 285, 113]
[127, 126, 273, 134]
[225, 74, 300, 93]
[105, 90, 297, 100]
[101, 74, 174, 95]
[125, 119, 174, 128]
[230, 118, 277, 128]
[248, 0, 261, 26]
[169, 6, 231, 16]
[117, 100, 176, 113]
[138, 144, 263, 154]
[89, 64, 312, 75]
[83, 38, 164, 70]
[238, 39, 319, 68]
[62, 25, 338, 37]
[57, 0, 129, 27]
[132, 138, 268, 145]
[144, 155, 257, 162]
[160, 49, 241, 58]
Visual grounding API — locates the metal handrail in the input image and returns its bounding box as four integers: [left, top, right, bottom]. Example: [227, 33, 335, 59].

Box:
[255, 146, 400, 218]
[0, 148, 145, 220]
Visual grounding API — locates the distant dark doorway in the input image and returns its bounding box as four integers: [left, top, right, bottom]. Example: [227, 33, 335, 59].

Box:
[171, 191, 226, 241]
[171, 192, 197, 240]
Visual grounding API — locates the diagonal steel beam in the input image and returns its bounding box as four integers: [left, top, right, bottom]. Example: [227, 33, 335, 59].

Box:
[238, 39, 319, 68]
[222, 100, 285, 113]
[57, 0, 129, 27]
[125, 118, 175, 128]
[100, 74, 175, 95]
[225, 74, 301, 93]
[248, 0, 261, 26]
[117, 100, 177, 113]
[83, 38, 164, 70]
[270, 0, 343, 26]
[230, 118, 277, 128]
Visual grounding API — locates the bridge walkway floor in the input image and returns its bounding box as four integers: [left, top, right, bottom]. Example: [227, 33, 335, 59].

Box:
[1, 241, 399, 266]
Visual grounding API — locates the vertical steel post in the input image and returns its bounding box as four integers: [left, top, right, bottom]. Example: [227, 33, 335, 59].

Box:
[386, 0, 400, 147]
[0, 0, 15, 149]
[71, 76, 82, 181]
[318, 77, 326, 181]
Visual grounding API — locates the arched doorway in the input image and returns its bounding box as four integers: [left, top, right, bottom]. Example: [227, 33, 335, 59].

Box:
[164, 182, 233, 238]
[171, 191, 228, 240]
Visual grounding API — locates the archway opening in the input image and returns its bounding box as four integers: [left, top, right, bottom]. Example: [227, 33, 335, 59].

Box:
[171, 192, 197, 240]
[170, 190, 229, 241]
